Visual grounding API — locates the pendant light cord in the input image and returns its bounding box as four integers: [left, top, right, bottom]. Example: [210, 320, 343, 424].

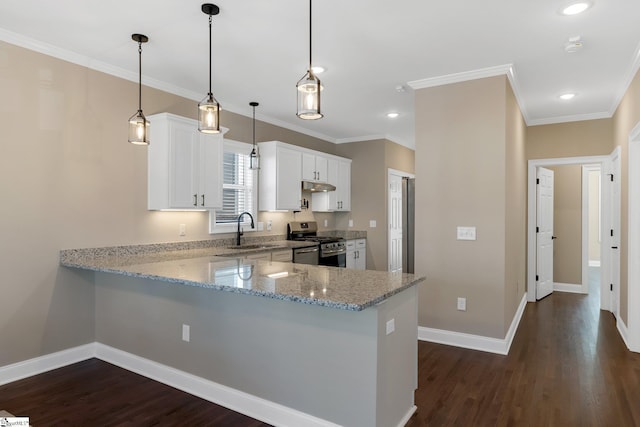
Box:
[308, 0, 312, 71]
[208, 14, 213, 96]
[138, 41, 142, 112]
[252, 106, 256, 147]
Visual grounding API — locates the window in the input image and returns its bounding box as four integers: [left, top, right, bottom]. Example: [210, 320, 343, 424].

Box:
[209, 140, 257, 234]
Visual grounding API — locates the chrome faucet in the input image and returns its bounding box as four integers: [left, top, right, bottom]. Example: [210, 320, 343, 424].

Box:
[236, 211, 255, 246]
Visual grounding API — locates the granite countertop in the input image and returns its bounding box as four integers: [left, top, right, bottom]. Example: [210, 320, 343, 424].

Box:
[60, 240, 423, 311]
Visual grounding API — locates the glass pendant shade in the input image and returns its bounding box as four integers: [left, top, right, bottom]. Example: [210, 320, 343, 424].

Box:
[297, 71, 323, 120]
[128, 110, 150, 145]
[249, 147, 260, 170]
[198, 93, 220, 133]
[249, 101, 260, 170]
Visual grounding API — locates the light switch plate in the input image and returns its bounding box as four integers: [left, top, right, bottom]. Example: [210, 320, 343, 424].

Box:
[457, 297, 467, 311]
[179, 224, 186, 236]
[369, 220, 377, 228]
[457, 226, 476, 240]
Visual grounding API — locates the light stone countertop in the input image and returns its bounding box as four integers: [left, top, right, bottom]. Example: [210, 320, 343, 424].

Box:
[60, 240, 423, 311]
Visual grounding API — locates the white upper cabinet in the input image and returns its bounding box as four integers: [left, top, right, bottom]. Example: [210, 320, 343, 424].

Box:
[147, 113, 223, 210]
[302, 152, 328, 182]
[312, 156, 351, 212]
[258, 141, 302, 211]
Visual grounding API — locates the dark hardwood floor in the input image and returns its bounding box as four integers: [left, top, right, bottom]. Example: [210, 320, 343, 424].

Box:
[2, 276, 639, 426]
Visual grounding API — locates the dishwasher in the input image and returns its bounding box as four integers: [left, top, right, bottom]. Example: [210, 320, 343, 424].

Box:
[292, 244, 320, 265]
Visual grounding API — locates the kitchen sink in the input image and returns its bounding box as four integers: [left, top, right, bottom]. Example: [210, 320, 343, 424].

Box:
[225, 244, 275, 250]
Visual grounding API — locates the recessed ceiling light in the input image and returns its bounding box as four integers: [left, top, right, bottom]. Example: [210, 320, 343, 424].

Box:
[559, 93, 576, 100]
[312, 66, 325, 74]
[386, 112, 400, 118]
[561, 1, 592, 15]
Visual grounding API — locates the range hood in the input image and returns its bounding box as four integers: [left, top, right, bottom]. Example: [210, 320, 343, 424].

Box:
[302, 180, 336, 192]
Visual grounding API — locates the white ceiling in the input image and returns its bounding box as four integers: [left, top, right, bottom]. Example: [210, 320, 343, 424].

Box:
[1, 0, 639, 149]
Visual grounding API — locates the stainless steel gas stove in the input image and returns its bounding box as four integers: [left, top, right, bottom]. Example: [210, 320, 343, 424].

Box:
[287, 221, 346, 267]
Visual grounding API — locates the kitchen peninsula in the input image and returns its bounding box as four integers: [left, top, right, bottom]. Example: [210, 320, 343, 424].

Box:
[60, 241, 424, 427]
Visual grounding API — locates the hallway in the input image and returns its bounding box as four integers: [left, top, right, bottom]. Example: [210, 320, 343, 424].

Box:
[407, 281, 640, 426]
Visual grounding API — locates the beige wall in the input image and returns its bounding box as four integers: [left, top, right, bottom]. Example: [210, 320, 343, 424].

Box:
[334, 139, 415, 271]
[549, 165, 582, 284]
[415, 75, 525, 338]
[527, 119, 614, 159]
[504, 82, 527, 331]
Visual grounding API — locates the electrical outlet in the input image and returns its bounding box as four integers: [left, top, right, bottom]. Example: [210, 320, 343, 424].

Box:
[457, 297, 467, 311]
[267, 220, 272, 231]
[324, 219, 328, 227]
[179, 224, 186, 236]
[386, 318, 395, 335]
[349, 219, 354, 228]
[369, 220, 377, 228]
[457, 226, 476, 241]
[182, 324, 190, 342]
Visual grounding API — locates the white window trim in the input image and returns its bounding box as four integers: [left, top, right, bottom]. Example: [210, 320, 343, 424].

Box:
[209, 139, 258, 234]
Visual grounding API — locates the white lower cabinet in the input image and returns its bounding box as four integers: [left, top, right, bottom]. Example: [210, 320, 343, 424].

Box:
[245, 252, 271, 261]
[271, 249, 293, 262]
[346, 239, 366, 270]
[147, 113, 223, 210]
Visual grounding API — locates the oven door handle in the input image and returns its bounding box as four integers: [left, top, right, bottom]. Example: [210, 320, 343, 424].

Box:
[296, 247, 319, 254]
[321, 249, 346, 256]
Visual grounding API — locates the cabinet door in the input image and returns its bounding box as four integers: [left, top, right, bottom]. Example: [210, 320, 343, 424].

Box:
[311, 158, 337, 212]
[301, 152, 316, 181]
[245, 252, 270, 261]
[169, 121, 199, 208]
[355, 239, 366, 270]
[346, 240, 357, 269]
[276, 146, 302, 210]
[271, 249, 293, 262]
[198, 132, 223, 209]
[336, 160, 351, 211]
[315, 155, 328, 183]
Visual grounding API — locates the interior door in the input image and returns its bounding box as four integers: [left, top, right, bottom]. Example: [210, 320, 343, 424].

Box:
[537, 167, 555, 300]
[388, 172, 403, 272]
[609, 151, 621, 317]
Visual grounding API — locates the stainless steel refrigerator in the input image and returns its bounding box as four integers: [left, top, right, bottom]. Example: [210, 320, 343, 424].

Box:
[402, 177, 415, 274]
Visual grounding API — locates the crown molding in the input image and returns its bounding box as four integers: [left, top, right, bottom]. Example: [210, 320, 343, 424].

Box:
[407, 64, 514, 90]
[527, 111, 612, 126]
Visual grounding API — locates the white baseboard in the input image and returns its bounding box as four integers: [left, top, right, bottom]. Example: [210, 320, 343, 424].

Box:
[397, 405, 417, 427]
[617, 318, 630, 350]
[553, 282, 585, 294]
[589, 260, 601, 267]
[94, 344, 341, 427]
[418, 294, 527, 355]
[0, 343, 94, 386]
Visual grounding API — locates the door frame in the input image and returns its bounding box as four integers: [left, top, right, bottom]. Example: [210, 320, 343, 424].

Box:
[582, 164, 601, 293]
[627, 123, 640, 351]
[527, 154, 614, 306]
[387, 168, 415, 272]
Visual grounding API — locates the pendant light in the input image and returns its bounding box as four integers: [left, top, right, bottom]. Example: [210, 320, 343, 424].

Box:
[296, 0, 323, 120]
[249, 102, 260, 170]
[198, 3, 221, 133]
[128, 34, 150, 145]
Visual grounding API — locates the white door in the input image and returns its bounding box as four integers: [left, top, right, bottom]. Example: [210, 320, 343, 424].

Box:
[609, 151, 621, 317]
[536, 167, 555, 300]
[388, 173, 403, 272]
